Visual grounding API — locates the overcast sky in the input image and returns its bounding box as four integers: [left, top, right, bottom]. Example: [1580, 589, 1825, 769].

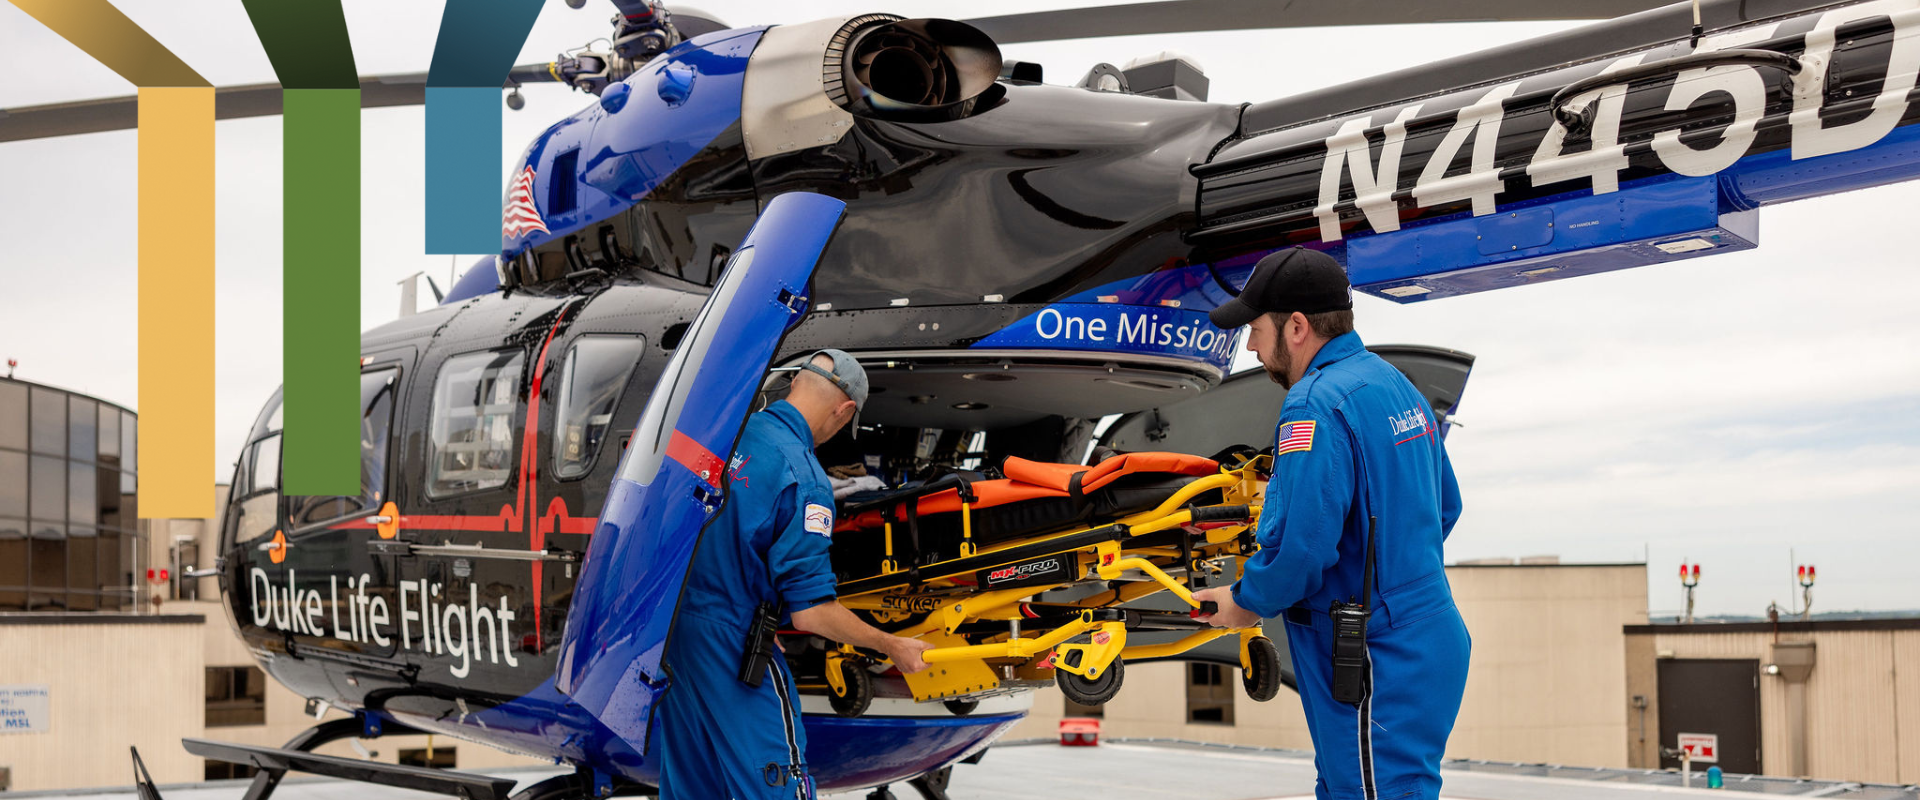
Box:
[1, 1, 1915, 618]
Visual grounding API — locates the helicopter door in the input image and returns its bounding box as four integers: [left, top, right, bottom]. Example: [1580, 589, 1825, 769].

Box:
[1101, 345, 1476, 455]
[555, 193, 846, 752]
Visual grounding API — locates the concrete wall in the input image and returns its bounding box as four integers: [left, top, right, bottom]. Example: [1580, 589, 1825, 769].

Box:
[1624, 624, 1920, 784]
[1622, 629, 1660, 768]
[1446, 564, 1646, 764]
[1013, 563, 1647, 771]
[0, 616, 208, 791]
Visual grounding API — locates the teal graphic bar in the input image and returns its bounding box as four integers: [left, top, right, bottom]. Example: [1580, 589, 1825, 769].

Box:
[424, 0, 543, 255]
[425, 87, 503, 254]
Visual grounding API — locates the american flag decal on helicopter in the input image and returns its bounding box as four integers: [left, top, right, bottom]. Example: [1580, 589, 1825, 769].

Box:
[503, 166, 550, 238]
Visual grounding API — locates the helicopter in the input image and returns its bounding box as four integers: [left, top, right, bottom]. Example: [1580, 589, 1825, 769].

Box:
[11, 0, 1920, 796]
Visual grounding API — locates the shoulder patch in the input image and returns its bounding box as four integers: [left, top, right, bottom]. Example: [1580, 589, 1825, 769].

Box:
[803, 503, 834, 537]
[1275, 420, 1316, 456]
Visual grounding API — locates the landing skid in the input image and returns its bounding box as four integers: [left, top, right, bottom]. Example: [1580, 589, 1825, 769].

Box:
[507, 771, 655, 800]
[865, 764, 957, 800]
[131, 716, 656, 800]
[137, 716, 969, 800]
[130, 746, 163, 800]
[182, 736, 518, 800]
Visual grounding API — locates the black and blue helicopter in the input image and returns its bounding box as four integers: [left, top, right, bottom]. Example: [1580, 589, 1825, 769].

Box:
[13, 0, 1920, 796]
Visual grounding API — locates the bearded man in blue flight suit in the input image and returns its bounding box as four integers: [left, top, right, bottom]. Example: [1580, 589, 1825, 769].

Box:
[658, 350, 932, 800]
[1193, 248, 1469, 800]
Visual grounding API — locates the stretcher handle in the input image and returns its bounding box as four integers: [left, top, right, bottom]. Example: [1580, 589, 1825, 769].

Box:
[1191, 601, 1218, 619]
[1188, 504, 1250, 524]
[841, 471, 978, 518]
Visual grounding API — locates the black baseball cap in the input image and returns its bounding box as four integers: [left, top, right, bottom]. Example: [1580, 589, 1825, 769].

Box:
[1208, 247, 1353, 328]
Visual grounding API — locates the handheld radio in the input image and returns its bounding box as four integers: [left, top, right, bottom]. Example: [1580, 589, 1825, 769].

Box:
[1328, 515, 1376, 705]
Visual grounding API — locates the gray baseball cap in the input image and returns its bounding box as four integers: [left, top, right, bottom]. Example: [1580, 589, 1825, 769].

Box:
[799, 349, 868, 437]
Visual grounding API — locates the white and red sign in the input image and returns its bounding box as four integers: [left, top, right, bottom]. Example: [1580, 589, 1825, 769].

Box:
[1677, 732, 1719, 763]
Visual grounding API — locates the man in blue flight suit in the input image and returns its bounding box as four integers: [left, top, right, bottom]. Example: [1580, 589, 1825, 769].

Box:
[1193, 248, 1469, 800]
[658, 350, 932, 799]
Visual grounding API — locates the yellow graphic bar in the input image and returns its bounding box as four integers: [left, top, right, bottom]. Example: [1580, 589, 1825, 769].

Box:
[7, 0, 208, 87]
[137, 87, 216, 519]
[10, 0, 215, 517]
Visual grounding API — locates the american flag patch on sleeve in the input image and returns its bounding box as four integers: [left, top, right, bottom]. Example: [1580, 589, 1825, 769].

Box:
[1275, 420, 1316, 455]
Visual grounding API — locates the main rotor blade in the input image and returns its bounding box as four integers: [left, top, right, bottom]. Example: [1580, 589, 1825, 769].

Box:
[0, 72, 428, 143]
[963, 0, 1673, 44]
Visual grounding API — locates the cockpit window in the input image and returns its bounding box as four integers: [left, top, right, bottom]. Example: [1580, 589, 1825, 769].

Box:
[428, 350, 525, 498]
[248, 436, 281, 496]
[246, 392, 283, 442]
[553, 336, 647, 480]
[286, 369, 398, 528]
[220, 390, 283, 558]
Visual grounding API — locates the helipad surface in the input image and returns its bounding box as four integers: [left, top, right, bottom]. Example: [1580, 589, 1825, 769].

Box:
[20, 740, 1917, 800]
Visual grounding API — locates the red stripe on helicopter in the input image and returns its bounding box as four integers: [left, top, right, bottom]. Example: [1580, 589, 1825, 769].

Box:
[540, 497, 598, 536]
[522, 300, 579, 651]
[329, 298, 597, 543]
[334, 504, 596, 536]
[329, 508, 519, 532]
[667, 429, 725, 489]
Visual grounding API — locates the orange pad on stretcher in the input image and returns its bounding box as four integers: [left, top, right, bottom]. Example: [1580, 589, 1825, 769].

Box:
[835, 452, 1219, 532]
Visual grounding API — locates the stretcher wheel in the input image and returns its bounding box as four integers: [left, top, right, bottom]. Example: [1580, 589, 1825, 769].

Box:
[1242, 636, 1282, 702]
[1055, 656, 1124, 706]
[943, 698, 978, 716]
[829, 659, 872, 717]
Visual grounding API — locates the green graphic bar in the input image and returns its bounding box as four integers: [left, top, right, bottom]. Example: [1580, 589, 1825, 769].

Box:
[281, 89, 361, 495]
[240, 0, 361, 495]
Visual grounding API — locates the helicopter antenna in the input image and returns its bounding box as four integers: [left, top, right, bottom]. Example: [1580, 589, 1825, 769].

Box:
[397, 272, 443, 318]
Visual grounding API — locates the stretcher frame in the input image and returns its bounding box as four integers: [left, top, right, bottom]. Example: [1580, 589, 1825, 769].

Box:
[824, 455, 1276, 708]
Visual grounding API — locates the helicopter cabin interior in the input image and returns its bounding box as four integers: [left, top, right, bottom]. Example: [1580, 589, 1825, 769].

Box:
[760, 349, 1228, 504]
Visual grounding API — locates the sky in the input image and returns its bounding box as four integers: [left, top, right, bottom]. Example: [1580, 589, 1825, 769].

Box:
[1, 1, 1916, 618]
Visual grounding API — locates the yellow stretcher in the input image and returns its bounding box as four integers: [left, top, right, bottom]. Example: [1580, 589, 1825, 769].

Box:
[813, 453, 1279, 715]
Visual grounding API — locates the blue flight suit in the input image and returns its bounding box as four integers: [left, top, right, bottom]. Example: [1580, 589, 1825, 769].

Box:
[658, 400, 839, 800]
[1231, 331, 1470, 800]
